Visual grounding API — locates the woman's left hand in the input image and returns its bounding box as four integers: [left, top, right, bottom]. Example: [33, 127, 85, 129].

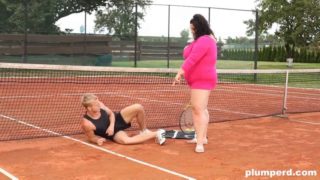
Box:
[106, 127, 114, 136]
[172, 69, 185, 86]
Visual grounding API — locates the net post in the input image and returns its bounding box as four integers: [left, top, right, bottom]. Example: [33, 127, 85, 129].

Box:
[84, 11, 87, 57]
[167, 5, 171, 68]
[208, 7, 211, 26]
[282, 70, 289, 115]
[253, 9, 259, 82]
[134, 3, 138, 67]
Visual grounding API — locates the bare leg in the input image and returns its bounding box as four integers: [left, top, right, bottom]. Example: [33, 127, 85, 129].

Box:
[113, 131, 157, 145]
[204, 109, 209, 141]
[190, 89, 210, 152]
[120, 103, 146, 131]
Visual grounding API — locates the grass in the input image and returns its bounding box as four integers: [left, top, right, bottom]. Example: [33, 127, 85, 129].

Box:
[1, 57, 319, 88]
[112, 59, 320, 69]
[113, 60, 320, 89]
[1, 55, 319, 69]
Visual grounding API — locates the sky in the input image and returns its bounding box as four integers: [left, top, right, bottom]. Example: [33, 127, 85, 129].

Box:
[55, 0, 258, 40]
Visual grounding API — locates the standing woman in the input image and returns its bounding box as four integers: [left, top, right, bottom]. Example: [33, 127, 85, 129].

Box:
[173, 14, 218, 153]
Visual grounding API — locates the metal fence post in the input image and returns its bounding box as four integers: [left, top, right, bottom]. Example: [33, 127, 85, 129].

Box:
[23, 0, 28, 63]
[134, 3, 138, 67]
[254, 9, 259, 82]
[167, 5, 171, 68]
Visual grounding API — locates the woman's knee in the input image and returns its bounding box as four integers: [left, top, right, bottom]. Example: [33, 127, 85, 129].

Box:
[118, 138, 131, 145]
[132, 103, 144, 112]
[192, 104, 205, 115]
[133, 103, 144, 111]
[121, 103, 144, 120]
[114, 131, 130, 144]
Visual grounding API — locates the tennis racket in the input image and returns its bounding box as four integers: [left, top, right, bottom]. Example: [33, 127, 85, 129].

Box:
[165, 130, 195, 139]
[179, 102, 195, 134]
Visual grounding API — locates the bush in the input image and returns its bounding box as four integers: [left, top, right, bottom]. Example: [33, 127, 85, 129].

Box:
[95, 54, 112, 66]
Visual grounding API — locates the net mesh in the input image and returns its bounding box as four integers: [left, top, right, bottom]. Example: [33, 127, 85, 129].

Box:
[0, 63, 319, 141]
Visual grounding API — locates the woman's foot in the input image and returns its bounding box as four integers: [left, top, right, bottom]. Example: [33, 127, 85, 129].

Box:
[139, 129, 151, 135]
[155, 129, 166, 145]
[187, 138, 208, 144]
[195, 144, 205, 153]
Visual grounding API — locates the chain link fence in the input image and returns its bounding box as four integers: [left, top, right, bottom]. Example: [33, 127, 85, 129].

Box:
[0, 3, 258, 68]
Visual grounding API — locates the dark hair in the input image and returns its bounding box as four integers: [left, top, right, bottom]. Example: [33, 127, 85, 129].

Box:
[190, 14, 215, 40]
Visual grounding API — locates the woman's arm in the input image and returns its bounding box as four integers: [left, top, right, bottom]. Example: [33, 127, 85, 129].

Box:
[98, 101, 115, 136]
[173, 68, 185, 85]
[81, 119, 106, 145]
[182, 36, 210, 73]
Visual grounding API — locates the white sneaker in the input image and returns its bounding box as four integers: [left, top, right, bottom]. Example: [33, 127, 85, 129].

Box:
[156, 129, 166, 145]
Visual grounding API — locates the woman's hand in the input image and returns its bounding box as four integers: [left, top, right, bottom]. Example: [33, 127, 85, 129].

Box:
[97, 138, 106, 146]
[172, 68, 185, 86]
[106, 127, 114, 136]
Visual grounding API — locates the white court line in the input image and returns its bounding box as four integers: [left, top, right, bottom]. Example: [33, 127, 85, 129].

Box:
[92, 92, 263, 117]
[289, 119, 320, 125]
[0, 168, 18, 180]
[0, 114, 196, 180]
[1, 86, 318, 118]
[1, 89, 319, 102]
[73, 92, 263, 116]
[218, 88, 320, 101]
[0, 91, 263, 117]
[2, 82, 319, 101]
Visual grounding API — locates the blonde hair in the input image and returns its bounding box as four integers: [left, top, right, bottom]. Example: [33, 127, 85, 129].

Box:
[81, 93, 98, 108]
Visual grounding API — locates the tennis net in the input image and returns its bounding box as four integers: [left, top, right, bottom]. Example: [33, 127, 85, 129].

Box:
[0, 63, 319, 141]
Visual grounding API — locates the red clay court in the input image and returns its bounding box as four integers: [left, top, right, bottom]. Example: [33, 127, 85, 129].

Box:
[0, 113, 319, 179]
[0, 63, 319, 179]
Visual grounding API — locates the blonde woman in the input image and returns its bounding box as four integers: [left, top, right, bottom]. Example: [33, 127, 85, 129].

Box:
[80, 93, 166, 146]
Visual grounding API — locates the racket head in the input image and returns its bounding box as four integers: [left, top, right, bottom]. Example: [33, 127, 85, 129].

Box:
[179, 106, 194, 134]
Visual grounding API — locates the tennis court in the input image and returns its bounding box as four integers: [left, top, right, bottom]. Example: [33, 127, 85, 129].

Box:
[0, 63, 319, 179]
[0, 114, 319, 179]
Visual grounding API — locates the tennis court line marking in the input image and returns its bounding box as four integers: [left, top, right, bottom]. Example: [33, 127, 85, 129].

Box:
[220, 81, 320, 92]
[0, 114, 196, 180]
[96, 93, 265, 117]
[0, 167, 18, 180]
[217, 88, 320, 101]
[289, 119, 320, 125]
[0, 91, 263, 117]
[1, 89, 319, 103]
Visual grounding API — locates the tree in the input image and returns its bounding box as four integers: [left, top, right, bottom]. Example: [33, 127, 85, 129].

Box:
[94, 0, 152, 40]
[0, 0, 151, 34]
[2, 1, 20, 33]
[245, 0, 320, 58]
[0, 0, 14, 32]
[217, 37, 224, 59]
[0, 0, 109, 33]
[65, 28, 73, 34]
[180, 28, 189, 42]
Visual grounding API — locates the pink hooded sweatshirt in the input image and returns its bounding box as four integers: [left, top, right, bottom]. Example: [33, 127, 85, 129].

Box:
[182, 35, 218, 90]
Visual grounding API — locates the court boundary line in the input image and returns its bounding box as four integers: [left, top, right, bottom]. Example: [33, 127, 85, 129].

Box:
[288, 119, 320, 125]
[93, 92, 264, 117]
[0, 114, 196, 180]
[0, 91, 264, 117]
[1, 87, 319, 102]
[0, 167, 18, 180]
[1, 84, 318, 120]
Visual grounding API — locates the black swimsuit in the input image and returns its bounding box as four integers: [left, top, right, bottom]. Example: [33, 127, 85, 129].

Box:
[84, 109, 131, 140]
